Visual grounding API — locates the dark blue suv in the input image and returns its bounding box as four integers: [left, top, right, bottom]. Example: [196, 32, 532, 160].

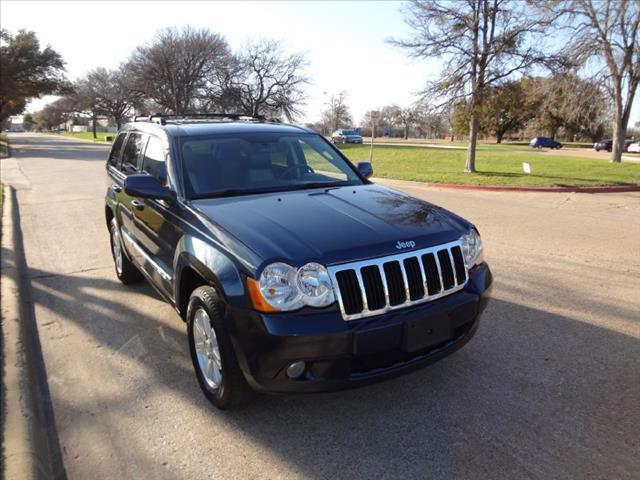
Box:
[105, 113, 492, 409]
[529, 136, 562, 149]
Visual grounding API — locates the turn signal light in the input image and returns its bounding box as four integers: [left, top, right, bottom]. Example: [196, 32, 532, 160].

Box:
[246, 277, 280, 313]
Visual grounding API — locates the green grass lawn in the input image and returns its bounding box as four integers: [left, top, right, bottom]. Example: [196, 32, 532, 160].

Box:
[338, 144, 640, 187]
[52, 131, 115, 142]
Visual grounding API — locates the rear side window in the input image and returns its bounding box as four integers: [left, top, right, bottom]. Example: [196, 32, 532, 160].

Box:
[142, 136, 167, 185]
[107, 133, 126, 168]
[121, 133, 144, 174]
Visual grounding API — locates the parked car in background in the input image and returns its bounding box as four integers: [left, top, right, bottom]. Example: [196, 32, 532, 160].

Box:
[594, 139, 612, 152]
[529, 137, 562, 149]
[331, 129, 363, 144]
[627, 142, 640, 153]
[593, 139, 634, 152]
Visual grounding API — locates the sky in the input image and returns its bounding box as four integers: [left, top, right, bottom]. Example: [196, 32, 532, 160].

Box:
[2, 0, 638, 126]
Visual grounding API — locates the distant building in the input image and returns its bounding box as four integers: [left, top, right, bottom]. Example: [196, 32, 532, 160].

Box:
[8, 116, 24, 132]
[64, 116, 117, 133]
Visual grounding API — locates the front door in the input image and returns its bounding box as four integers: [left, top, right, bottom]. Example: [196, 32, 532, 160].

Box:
[131, 134, 181, 299]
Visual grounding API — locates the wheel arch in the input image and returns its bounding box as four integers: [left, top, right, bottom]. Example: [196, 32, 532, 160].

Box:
[105, 204, 114, 229]
[173, 237, 248, 321]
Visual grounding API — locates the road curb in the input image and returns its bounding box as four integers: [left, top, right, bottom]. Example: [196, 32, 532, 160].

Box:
[1, 186, 67, 479]
[422, 183, 640, 193]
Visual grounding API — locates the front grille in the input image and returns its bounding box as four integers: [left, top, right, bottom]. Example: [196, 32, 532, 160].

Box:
[328, 241, 468, 321]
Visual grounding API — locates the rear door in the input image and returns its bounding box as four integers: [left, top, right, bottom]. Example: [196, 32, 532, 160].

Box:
[130, 134, 180, 298]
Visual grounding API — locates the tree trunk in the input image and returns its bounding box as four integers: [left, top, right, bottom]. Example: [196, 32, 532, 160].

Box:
[404, 125, 408, 140]
[92, 116, 97, 139]
[496, 132, 503, 144]
[611, 98, 624, 163]
[465, 115, 479, 173]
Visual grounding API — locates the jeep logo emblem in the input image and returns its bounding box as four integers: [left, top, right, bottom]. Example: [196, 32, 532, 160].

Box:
[396, 240, 416, 250]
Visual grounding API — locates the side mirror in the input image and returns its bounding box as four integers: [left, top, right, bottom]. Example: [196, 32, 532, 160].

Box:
[357, 161, 373, 179]
[124, 174, 173, 201]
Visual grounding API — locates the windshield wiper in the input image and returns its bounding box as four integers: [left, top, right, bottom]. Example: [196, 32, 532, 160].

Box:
[191, 187, 282, 199]
[286, 182, 352, 191]
[191, 182, 357, 200]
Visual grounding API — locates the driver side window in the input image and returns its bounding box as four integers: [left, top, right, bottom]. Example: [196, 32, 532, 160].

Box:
[121, 133, 144, 175]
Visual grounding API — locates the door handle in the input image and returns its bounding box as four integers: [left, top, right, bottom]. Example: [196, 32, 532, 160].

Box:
[111, 184, 122, 193]
[130, 199, 144, 211]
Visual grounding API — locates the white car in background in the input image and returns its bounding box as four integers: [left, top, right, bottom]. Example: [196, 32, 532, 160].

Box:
[627, 142, 640, 153]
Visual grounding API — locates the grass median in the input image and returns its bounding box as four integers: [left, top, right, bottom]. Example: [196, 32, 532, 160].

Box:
[338, 144, 640, 187]
[50, 131, 115, 142]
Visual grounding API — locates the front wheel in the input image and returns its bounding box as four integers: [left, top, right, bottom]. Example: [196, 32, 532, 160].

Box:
[110, 218, 141, 284]
[187, 286, 252, 409]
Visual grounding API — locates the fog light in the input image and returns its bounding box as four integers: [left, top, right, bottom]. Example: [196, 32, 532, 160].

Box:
[286, 361, 306, 379]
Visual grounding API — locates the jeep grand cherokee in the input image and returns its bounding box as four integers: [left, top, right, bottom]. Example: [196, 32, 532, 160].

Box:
[105, 113, 492, 409]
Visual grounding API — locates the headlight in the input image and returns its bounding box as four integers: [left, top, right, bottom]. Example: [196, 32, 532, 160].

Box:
[296, 262, 335, 307]
[258, 262, 303, 310]
[257, 262, 335, 311]
[461, 229, 483, 268]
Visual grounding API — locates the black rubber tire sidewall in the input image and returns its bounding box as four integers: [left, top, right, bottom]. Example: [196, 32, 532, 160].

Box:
[187, 286, 251, 410]
[109, 219, 141, 284]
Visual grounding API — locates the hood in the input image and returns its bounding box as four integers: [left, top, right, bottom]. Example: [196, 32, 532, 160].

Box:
[191, 184, 470, 269]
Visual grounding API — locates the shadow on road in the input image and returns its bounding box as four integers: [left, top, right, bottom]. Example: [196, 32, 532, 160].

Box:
[23, 262, 640, 479]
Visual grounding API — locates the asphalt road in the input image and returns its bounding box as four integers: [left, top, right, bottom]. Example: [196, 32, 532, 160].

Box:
[3, 133, 640, 480]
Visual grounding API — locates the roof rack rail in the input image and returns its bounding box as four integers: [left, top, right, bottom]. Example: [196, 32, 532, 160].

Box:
[132, 112, 267, 125]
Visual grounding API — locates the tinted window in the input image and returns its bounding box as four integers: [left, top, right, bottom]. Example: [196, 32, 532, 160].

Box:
[142, 136, 166, 184]
[180, 133, 362, 198]
[121, 133, 144, 173]
[107, 133, 126, 168]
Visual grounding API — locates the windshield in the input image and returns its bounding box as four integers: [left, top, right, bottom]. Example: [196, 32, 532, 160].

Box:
[180, 132, 364, 199]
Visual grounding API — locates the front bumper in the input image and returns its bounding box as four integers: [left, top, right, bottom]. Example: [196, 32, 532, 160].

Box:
[227, 262, 492, 393]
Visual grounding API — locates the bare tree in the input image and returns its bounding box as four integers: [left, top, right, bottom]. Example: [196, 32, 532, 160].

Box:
[320, 92, 352, 132]
[390, 0, 561, 172]
[214, 39, 309, 120]
[547, 1, 639, 162]
[393, 107, 421, 139]
[525, 73, 609, 141]
[33, 96, 78, 131]
[71, 79, 102, 138]
[126, 26, 232, 112]
[87, 67, 137, 129]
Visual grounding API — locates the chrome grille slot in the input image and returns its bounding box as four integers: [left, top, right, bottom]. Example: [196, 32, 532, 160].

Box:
[361, 265, 385, 310]
[403, 257, 425, 300]
[383, 261, 406, 305]
[334, 270, 363, 315]
[422, 253, 442, 295]
[437, 249, 456, 289]
[329, 240, 469, 321]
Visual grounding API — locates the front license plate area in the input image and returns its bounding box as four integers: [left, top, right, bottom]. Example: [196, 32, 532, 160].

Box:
[402, 314, 453, 353]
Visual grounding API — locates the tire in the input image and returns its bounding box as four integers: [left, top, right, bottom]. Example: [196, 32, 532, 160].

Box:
[187, 286, 253, 409]
[110, 218, 142, 284]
